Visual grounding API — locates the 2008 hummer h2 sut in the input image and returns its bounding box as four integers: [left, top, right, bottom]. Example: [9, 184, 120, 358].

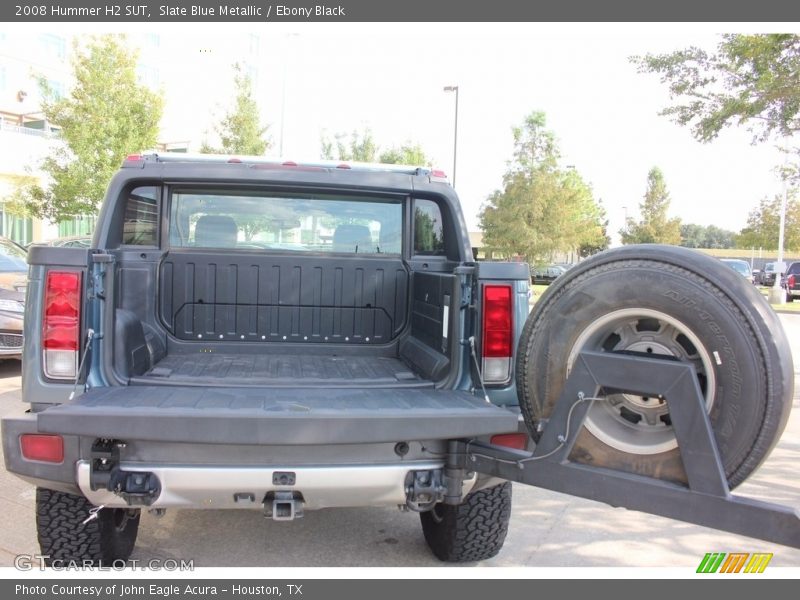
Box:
[3, 153, 798, 564]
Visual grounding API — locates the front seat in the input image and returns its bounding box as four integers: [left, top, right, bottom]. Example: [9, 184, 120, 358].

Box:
[194, 215, 239, 248]
[333, 224, 374, 253]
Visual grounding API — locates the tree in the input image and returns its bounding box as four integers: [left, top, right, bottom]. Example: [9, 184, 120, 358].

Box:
[680, 223, 737, 248]
[620, 167, 682, 245]
[379, 143, 430, 166]
[479, 111, 607, 262]
[202, 64, 270, 155]
[15, 35, 163, 222]
[632, 34, 800, 143]
[736, 193, 800, 251]
[320, 128, 378, 162]
[320, 129, 431, 166]
[579, 202, 611, 257]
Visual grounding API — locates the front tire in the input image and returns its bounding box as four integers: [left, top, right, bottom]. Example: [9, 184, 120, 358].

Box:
[516, 245, 793, 489]
[37, 488, 140, 566]
[420, 482, 512, 562]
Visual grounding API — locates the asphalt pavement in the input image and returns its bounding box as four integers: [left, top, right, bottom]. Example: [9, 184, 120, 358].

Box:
[1, 315, 799, 568]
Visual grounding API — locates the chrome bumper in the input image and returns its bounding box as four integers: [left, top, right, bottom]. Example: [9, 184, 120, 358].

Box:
[76, 460, 474, 510]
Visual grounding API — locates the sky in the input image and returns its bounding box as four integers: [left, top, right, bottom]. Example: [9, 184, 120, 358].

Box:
[12, 23, 794, 243]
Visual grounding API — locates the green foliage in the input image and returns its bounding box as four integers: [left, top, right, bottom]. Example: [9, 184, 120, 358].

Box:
[17, 35, 163, 222]
[620, 167, 682, 245]
[478, 111, 607, 262]
[202, 64, 270, 155]
[320, 128, 378, 162]
[632, 34, 800, 143]
[579, 202, 611, 257]
[320, 129, 430, 166]
[736, 193, 800, 251]
[414, 209, 442, 253]
[680, 223, 737, 248]
[379, 143, 430, 166]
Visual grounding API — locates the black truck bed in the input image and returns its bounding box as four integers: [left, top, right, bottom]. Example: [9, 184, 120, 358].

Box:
[133, 353, 428, 387]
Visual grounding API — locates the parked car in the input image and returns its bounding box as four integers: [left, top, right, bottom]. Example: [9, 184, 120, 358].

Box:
[720, 258, 754, 284]
[47, 235, 93, 248]
[759, 261, 780, 287]
[531, 264, 566, 285]
[782, 261, 800, 302]
[0, 236, 27, 359]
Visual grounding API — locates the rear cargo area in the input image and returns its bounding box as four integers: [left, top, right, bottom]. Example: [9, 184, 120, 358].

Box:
[135, 353, 428, 387]
[114, 248, 459, 388]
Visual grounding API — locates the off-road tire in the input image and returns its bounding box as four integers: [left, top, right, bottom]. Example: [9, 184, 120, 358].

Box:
[420, 482, 512, 562]
[516, 245, 794, 489]
[36, 488, 140, 566]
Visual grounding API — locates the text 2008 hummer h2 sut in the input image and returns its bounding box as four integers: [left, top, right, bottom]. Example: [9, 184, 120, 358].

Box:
[3, 153, 799, 564]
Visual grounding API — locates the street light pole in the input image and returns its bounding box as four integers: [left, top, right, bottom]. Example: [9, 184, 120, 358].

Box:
[443, 85, 459, 187]
[770, 151, 789, 304]
[279, 33, 298, 158]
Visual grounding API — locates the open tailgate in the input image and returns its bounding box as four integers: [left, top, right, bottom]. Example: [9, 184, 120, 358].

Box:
[36, 386, 519, 445]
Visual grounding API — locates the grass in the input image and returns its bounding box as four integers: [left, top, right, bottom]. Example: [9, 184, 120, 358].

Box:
[756, 286, 800, 312]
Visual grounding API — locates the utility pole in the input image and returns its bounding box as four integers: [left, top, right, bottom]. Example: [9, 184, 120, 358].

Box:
[443, 85, 459, 187]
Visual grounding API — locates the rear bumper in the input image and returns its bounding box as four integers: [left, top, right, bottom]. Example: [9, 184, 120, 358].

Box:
[3, 393, 516, 509]
[75, 460, 462, 510]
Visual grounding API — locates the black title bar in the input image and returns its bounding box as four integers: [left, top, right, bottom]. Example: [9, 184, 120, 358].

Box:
[4, 0, 800, 22]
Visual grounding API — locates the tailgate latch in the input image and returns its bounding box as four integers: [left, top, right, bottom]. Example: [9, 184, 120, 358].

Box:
[89, 439, 161, 506]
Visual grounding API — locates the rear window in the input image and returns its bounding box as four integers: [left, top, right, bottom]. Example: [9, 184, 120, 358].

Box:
[168, 190, 402, 255]
[122, 186, 158, 246]
[413, 199, 445, 255]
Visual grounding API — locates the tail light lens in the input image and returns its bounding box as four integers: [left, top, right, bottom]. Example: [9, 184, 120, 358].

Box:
[490, 433, 528, 450]
[43, 271, 81, 379]
[789, 274, 795, 289]
[20, 434, 64, 463]
[482, 284, 513, 383]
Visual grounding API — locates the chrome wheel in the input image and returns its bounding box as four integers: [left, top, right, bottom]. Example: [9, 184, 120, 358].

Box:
[567, 308, 716, 455]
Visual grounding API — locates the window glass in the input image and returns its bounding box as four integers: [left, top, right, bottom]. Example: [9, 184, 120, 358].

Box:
[169, 191, 402, 255]
[123, 186, 158, 245]
[413, 199, 445, 255]
[0, 236, 27, 271]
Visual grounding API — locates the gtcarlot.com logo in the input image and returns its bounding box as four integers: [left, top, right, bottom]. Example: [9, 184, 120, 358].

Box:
[696, 552, 773, 573]
[14, 554, 194, 571]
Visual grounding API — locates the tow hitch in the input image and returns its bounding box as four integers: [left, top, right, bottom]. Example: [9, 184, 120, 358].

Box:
[465, 351, 800, 549]
[264, 491, 304, 521]
[89, 439, 161, 507]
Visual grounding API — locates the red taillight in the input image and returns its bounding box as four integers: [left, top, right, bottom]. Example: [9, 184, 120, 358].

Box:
[490, 433, 529, 450]
[282, 160, 298, 167]
[228, 157, 242, 163]
[43, 271, 81, 379]
[482, 285, 513, 382]
[125, 154, 143, 162]
[483, 285, 512, 357]
[789, 274, 795, 288]
[20, 434, 64, 463]
[431, 169, 448, 178]
[336, 163, 351, 169]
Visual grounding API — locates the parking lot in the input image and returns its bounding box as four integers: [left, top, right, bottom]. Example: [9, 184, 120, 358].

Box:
[1, 315, 799, 568]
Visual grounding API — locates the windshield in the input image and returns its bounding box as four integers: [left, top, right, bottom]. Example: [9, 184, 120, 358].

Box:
[0, 238, 27, 271]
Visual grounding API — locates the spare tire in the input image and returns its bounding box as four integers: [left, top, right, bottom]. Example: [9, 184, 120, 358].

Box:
[516, 245, 793, 489]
